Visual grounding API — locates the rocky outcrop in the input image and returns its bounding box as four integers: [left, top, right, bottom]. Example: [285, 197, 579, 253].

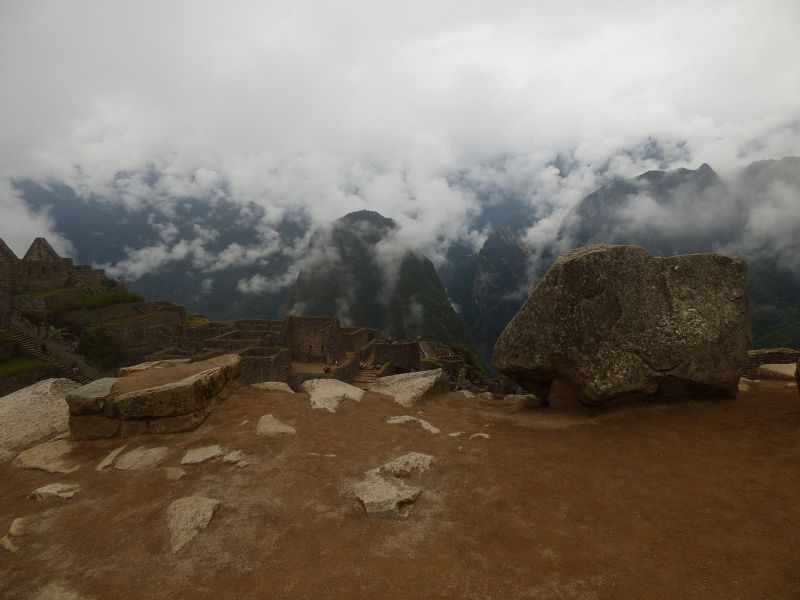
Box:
[13, 440, 78, 474]
[756, 363, 797, 381]
[0, 379, 79, 452]
[67, 354, 241, 439]
[29, 483, 81, 501]
[494, 245, 751, 406]
[301, 379, 364, 412]
[368, 368, 450, 407]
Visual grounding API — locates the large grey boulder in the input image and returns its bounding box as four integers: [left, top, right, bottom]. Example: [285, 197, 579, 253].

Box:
[0, 379, 79, 452]
[493, 244, 751, 406]
[368, 368, 450, 407]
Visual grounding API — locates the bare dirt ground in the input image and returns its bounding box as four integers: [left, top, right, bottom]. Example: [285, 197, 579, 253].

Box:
[1, 380, 799, 599]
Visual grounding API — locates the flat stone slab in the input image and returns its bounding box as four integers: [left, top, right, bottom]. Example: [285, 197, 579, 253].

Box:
[0, 378, 79, 451]
[757, 363, 797, 381]
[367, 452, 434, 478]
[181, 444, 223, 465]
[118, 358, 192, 376]
[114, 446, 169, 471]
[29, 483, 81, 501]
[256, 414, 296, 437]
[386, 415, 441, 434]
[13, 440, 79, 474]
[368, 369, 450, 407]
[301, 379, 364, 412]
[251, 381, 294, 393]
[352, 474, 422, 519]
[65, 378, 116, 415]
[167, 494, 220, 553]
[96, 445, 127, 471]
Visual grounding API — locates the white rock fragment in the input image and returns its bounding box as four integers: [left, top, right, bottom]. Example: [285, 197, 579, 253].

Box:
[13, 440, 79, 474]
[367, 452, 434, 478]
[459, 390, 476, 398]
[757, 363, 797, 381]
[1, 534, 19, 553]
[368, 368, 450, 407]
[251, 381, 294, 393]
[386, 415, 441, 434]
[302, 379, 364, 412]
[449, 431, 465, 437]
[114, 446, 169, 471]
[240, 419, 249, 426]
[352, 474, 422, 519]
[9, 517, 27, 537]
[256, 414, 296, 437]
[166, 494, 220, 553]
[470, 433, 491, 440]
[95, 445, 127, 471]
[29, 483, 81, 501]
[164, 467, 187, 480]
[181, 444, 223, 465]
[222, 450, 250, 468]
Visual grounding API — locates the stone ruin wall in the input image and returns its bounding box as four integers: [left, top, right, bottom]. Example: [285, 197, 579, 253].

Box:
[239, 347, 291, 384]
[373, 342, 421, 373]
[285, 315, 345, 362]
[743, 348, 800, 379]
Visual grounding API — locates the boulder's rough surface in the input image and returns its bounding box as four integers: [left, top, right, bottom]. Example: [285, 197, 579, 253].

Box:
[493, 244, 751, 406]
[29, 483, 81, 501]
[386, 415, 441, 434]
[757, 363, 797, 381]
[166, 494, 220, 553]
[367, 452, 434, 478]
[0, 379, 79, 451]
[251, 381, 294, 393]
[256, 414, 296, 436]
[114, 446, 169, 471]
[368, 369, 450, 407]
[13, 440, 78, 474]
[181, 444, 223, 465]
[67, 355, 240, 439]
[301, 379, 364, 412]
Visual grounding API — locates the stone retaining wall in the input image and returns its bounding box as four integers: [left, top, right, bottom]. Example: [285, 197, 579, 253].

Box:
[67, 354, 241, 439]
[743, 348, 800, 379]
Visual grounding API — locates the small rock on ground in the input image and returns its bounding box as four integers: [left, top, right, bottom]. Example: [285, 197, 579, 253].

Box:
[164, 467, 187, 480]
[181, 444, 223, 465]
[367, 452, 435, 478]
[251, 381, 294, 393]
[256, 414, 296, 437]
[1, 535, 19, 552]
[0, 378, 79, 452]
[386, 415, 441, 434]
[167, 494, 221, 553]
[9, 517, 27, 537]
[13, 440, 79, 474]
[114, 447, 169, 471]
[29, 483, 81, 501]
[222, 450, 250, 467]
[96, 445, 127, 471]
[352, 474, 422, 519]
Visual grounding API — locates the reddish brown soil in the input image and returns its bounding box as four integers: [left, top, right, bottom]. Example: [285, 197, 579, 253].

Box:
[1, 381, 799, 599]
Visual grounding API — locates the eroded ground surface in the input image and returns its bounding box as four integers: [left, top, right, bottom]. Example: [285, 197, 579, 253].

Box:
[1, 381, 799, 599]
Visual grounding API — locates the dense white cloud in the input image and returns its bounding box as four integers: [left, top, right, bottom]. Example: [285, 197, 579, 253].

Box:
[0, 0, 799, 265]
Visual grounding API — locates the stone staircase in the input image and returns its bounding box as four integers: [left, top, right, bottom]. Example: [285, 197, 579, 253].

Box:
[0, 327, 91, 384]
[352, 363, 382, 390]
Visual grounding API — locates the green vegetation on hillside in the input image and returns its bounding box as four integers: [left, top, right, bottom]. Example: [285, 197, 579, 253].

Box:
[16, 283, 103, 298]
[50, 290, 144, 326]
[0, 356, 51, 377]
[78, 328, 128, 370]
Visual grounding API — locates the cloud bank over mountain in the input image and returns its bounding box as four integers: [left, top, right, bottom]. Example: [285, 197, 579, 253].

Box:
[1, 0, 799, 277]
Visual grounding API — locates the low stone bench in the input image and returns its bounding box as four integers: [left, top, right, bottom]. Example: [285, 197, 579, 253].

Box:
[66, 354, 241, 439]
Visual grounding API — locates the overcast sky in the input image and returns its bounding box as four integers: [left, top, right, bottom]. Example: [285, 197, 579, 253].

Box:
[1, 0, 799, 260]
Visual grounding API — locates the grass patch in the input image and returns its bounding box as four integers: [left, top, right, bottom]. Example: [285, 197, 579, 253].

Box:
[0, 356, 51, 377]
[15, 283, 103, 298]
[186, 315, 209, 328]
[99, 310, 170, 326]
[50, 290, 144, 323]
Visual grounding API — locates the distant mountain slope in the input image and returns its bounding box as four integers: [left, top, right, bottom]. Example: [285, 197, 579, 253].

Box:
[289, 210, 473, 346]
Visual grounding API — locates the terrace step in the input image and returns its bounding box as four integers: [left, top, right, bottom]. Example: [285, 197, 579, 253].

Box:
[0, 327, 91, 384]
